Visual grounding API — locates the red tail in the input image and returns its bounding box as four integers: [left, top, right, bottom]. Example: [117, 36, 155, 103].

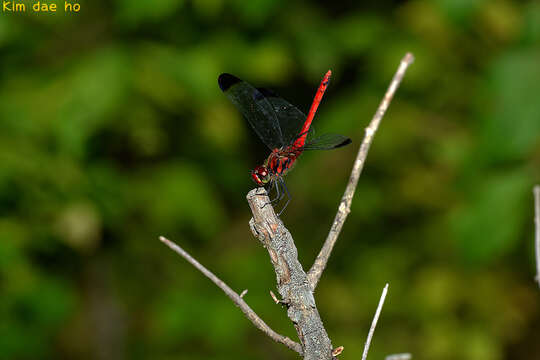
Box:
[293, 70, 332, 148]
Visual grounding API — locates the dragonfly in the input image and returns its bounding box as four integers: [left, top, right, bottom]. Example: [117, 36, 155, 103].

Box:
[218, 70, 351, 213]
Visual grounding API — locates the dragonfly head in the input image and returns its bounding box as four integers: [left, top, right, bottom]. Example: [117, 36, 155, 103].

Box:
[251, 166, 270, 186]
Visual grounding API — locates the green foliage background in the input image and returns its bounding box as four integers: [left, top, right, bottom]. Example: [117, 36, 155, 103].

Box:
[1, 0, 540, 359]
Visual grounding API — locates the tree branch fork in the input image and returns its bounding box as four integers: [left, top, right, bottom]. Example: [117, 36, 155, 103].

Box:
[159, 52, 414, 358]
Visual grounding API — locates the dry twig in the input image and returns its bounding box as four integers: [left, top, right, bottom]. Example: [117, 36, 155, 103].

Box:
[158, 236, 303, 354]
[308, 53, 415, 289]
[534, 186, 540, 287]
[247, 188, 333, 360]
[361, 284, 389, 360]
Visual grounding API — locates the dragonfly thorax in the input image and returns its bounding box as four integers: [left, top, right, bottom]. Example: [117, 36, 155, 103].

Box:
[251, 147, 302, 187]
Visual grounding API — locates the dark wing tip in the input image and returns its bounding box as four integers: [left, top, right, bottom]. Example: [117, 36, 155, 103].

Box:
[218, 73, 241, 92]
[334, 138, 352, 149]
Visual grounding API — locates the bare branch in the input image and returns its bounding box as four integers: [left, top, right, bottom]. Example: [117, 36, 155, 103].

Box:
[308, 53, 415, 289]
[247, 188, 333, 360]
[159, 236, 303, 355]
[534, 186, 540, 288]
[361, 283, 389, 360]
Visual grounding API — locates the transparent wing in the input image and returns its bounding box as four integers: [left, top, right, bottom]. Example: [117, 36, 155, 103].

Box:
[218, 74, 284, 149]
[303, 133, 352, 150]
[257, 87, 315, 146]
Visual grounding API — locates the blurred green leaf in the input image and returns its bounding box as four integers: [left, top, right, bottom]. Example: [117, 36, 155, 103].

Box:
[131, 163, 225, 238]
[523, 2, 540, 43]
[450, 170, 530, 262]
[434, 0, 485, 23]
[55, 48, 131, 157]
[116, 0, 186, 25]
[478, 48, 540, 162]
[231, 0, 282, 26]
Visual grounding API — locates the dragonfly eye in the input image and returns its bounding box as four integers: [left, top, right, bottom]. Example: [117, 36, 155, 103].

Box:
[251, 166, 270, 186]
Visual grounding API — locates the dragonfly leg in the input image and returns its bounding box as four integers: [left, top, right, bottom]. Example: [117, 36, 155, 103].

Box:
[261, 179, 289, 213]
[270, 180, 282, 204]
[276, 179, 291, 216]
[261, 181, 280, 209]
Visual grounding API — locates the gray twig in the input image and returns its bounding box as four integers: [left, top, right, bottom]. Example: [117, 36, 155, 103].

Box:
[247, 188, 333, 360]
[307, 53, 415, 289]
[534, 186, 540, 287]
[361, 283, 389, 360]
[159, 236, 303, 354]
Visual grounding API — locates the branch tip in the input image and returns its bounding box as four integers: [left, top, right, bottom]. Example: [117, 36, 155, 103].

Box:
[332, 346, 344, 356]
[270, 290, 279, 304]
[403, 52, 415, 64]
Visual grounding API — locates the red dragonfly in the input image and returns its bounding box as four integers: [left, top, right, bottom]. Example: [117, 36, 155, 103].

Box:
[218, 71, 351, 212]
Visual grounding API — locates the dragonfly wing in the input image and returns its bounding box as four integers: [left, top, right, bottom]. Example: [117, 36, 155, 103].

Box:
[257, 87, 315, 146]
[219, 74, 284, 149]
[303, 133, 352, 150]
